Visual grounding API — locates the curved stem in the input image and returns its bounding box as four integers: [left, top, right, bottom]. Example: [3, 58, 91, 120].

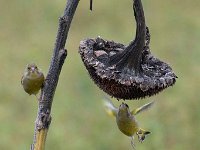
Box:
[109, 0, 146, 73]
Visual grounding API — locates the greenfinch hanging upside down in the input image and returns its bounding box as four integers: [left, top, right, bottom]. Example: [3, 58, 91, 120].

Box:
[103, 98, 154, 148]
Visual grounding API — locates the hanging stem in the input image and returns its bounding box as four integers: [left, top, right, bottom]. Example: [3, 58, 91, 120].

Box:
[90, 0, 93, 11]
[109, 0, 146, 73]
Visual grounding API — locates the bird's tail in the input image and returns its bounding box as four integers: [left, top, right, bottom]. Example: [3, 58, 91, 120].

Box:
[136, 128, 151, 143]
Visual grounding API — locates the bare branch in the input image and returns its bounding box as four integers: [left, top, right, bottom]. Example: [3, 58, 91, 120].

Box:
[31, 0, 80, 149]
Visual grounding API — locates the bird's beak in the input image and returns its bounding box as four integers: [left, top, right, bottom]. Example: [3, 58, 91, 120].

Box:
[30, 67, 35, 73]
[120, 102, 129, 109]
[120, 102, 124, 108]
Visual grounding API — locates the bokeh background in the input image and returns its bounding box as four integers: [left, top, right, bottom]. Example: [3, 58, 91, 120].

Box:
[0, 0, 200, 149]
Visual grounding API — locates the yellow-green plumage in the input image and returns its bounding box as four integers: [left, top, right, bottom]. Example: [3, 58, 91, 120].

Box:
[116, 103, 139, 137]
[21, 64, 44, 95]
[103, 98, 154, 146]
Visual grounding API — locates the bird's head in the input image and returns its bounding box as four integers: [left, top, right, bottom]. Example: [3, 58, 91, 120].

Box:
[118, 102, 131, 116]
[26, 63, 39, 75]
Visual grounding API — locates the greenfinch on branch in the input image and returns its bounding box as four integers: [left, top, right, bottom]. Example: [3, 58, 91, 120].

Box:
[21, 64, 44, 97]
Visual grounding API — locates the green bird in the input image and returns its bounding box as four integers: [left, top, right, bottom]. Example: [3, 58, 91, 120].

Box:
[21, 64, 45, 97]
[103, 98, 154, 148]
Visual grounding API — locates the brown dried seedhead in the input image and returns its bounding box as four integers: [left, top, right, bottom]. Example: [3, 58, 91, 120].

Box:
[79, 0, 177, 100]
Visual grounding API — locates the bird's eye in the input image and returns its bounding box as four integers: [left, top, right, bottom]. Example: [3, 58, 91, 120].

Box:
[35, 66, 38, 69]
[27, 67, 31, 70]
[125, 104, 129, 108]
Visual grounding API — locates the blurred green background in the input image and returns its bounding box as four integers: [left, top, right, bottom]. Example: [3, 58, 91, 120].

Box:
[0, 0, 199, 149]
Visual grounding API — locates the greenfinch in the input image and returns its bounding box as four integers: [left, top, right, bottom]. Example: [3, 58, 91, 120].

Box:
[21, 64, 44, 96]
[104, 98, 154, 148]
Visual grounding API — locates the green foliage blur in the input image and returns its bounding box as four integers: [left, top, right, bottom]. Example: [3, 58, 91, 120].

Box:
[0, 0, 199, 149]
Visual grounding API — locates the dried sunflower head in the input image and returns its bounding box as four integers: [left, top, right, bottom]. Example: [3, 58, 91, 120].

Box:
[79, 0, 177, 100]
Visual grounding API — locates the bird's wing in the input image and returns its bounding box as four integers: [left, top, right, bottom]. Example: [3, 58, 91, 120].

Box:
[103, 97, 118, 117]
[131, 101, 154, 115]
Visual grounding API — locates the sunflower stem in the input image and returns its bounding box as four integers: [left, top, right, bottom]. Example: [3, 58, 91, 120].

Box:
[110, 0, 146, 74]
